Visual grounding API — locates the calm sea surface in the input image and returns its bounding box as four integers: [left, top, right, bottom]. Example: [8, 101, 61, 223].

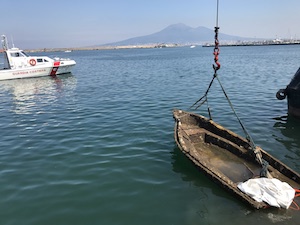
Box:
[1, 45, 300, 225]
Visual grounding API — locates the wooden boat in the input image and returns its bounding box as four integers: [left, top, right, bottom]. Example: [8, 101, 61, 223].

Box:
[173, 109, 300, 209]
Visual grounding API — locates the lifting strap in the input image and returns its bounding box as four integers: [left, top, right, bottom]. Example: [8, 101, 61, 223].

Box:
[190, 0, 271, 178]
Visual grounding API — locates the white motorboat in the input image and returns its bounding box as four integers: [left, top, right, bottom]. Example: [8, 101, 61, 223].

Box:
[0, 35, 76, 81]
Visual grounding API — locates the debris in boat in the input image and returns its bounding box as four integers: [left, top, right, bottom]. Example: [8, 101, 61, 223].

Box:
[237, 178, 295, 209]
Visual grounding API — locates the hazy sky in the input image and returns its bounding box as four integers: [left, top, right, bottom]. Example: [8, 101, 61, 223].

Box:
[1, 0, 299, 49]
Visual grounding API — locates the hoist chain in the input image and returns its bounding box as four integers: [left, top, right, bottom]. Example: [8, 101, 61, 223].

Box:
[213, 26, 221, 72]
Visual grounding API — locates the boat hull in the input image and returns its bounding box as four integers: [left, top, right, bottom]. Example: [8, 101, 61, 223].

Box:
[0, 63, 75, 81]
[277, 67, 300, 118]
[287, 89, 300, 118]
[173, 109, 300, 209]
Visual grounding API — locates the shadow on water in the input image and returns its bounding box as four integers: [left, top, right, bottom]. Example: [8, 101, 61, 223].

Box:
[273, 115, 300, 156]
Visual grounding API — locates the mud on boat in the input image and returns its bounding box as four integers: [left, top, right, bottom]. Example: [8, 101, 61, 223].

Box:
[173, 109, 300, 209]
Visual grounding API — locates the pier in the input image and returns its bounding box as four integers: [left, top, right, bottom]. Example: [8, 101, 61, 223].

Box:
[203, 39, 300, 47]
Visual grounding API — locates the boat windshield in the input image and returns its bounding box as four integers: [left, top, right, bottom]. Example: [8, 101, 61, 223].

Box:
[10, 52, 21, 57]
[20, 51, 29, 57]
[10, 51, 29, 57]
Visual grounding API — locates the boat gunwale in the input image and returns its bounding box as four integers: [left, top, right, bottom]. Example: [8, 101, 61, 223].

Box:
[173, 108, 300, 209]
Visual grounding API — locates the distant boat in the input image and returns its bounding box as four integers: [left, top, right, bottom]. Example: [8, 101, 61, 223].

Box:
[0, 35, 76, 80]
[64, 50, 72, 53]
[276, 68, 300, 118]
[190, 45, 196, 48]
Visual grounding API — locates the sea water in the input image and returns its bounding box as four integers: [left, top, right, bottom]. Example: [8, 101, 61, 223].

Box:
[0, 45, 300, 225]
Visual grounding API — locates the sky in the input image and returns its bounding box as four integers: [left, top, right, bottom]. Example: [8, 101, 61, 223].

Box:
[1, 0, 300, 49]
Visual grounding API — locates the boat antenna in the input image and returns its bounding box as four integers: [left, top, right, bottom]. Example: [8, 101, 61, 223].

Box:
[190, 0, 271, 178]
[1, 35, 8, 50]
[11, 36, 15, 48]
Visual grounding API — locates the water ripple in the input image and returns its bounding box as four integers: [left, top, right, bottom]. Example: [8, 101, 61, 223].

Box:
[1, 47, 300, 225]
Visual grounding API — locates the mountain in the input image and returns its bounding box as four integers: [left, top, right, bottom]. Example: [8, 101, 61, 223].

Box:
[102, 23, 255, 46]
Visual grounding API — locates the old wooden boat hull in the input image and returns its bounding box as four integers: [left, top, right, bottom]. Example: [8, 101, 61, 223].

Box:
[173, 109, 300, 209]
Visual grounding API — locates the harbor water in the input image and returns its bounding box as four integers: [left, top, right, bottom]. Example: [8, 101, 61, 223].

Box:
[0, 45, 300, 225]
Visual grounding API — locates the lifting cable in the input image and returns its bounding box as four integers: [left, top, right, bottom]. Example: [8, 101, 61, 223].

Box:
[290, 189, 300, 210]
[190, 0, 271, 178]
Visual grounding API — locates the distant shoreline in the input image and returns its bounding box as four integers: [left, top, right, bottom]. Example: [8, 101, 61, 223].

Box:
[202, 40, 300, 47]
[5, 40, 300, 53]
[23, 43, 181, 53]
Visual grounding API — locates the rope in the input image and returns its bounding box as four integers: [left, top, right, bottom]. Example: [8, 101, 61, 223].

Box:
[189, 73, 216, 119]
[190, 0, 272, 178]
[215, 0, 219, 27]
[290, 189, 300, 210]
[214, 75, 254, 145]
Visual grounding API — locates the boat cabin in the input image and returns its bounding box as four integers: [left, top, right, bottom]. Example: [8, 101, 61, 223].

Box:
[1, 35, 53, 70]
[2, 47, 52, 70]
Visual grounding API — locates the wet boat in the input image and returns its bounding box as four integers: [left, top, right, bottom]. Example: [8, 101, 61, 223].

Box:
[0, 35, 76, 81]
[173, 109, 300, 209]
[276, 68, 300, 118]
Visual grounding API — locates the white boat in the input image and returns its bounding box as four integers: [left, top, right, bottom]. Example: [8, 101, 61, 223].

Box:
[0, 35, 76, 81]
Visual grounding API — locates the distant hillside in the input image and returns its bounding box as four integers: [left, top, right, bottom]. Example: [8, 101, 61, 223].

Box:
[101, 23, 257, 46]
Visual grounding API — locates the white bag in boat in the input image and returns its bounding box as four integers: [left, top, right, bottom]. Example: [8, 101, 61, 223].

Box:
[237, 178, 295, 209]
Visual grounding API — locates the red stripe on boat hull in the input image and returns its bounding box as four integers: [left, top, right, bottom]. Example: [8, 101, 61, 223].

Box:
[50, 62, 60, 75]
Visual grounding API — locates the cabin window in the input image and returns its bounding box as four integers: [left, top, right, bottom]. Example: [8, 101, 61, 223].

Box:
[44, 59, 48, 62]
[11, 52, 20, 57]
[10, 52, 26, 57]
[37, 58, 43, 63]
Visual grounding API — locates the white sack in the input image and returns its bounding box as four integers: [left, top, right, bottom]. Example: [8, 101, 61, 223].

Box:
[237, 178, 295, 209]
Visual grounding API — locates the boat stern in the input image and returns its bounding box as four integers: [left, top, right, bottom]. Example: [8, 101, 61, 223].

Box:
[54, 58, 76, 75]
[276, 67, 300, 118]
